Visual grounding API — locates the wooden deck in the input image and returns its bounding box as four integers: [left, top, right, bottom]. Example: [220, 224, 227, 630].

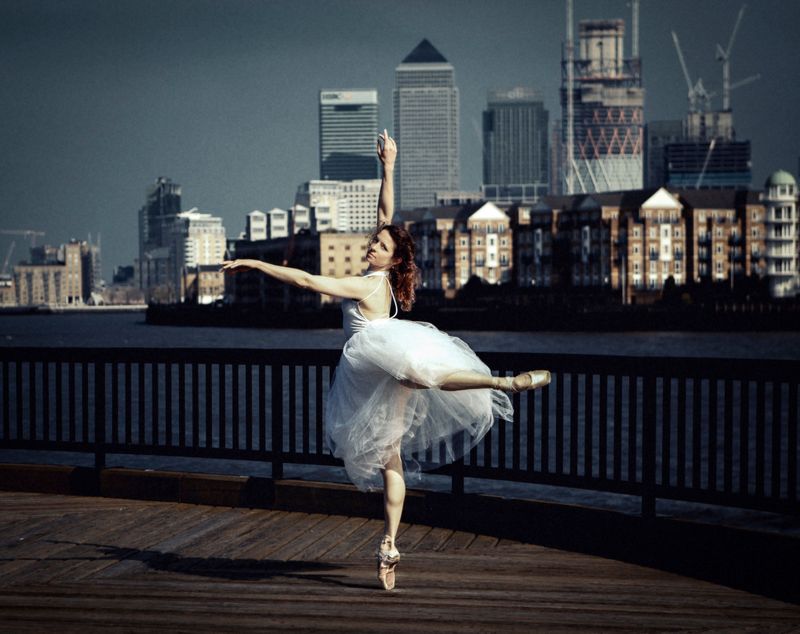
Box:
[0, 491, 798, 633]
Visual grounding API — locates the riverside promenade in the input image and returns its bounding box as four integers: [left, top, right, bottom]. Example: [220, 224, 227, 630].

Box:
[2, 344, 799, 630]
[1, 470, 800, 632]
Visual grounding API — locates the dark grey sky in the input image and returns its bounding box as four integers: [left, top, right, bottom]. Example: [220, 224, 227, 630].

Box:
[2, 0, 798, 280]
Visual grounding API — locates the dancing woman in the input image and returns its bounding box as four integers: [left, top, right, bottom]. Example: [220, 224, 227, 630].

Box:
[221, 130, 550, 590]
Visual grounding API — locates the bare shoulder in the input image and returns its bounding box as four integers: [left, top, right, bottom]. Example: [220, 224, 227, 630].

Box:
[304, 272, 378, 301]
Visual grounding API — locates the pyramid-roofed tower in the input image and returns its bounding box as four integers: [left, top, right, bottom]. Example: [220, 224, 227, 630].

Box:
[401, 39, 448, 64]
[394, 40, 459, 210]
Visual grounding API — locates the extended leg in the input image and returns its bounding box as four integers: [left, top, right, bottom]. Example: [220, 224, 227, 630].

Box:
[438, 370, 551, 392]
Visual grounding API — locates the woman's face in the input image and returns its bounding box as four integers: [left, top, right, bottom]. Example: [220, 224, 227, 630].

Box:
[366, 229, 398, 270]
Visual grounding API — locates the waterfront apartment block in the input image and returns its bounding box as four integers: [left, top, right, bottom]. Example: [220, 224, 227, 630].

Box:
[509, 184, 787, 303]
[295, 179, 381, 233]
[182, 264, 225, 306]
[12, 241, 93, 307]
[242, 209, 290, 242]
[172, 209, 227, 305]
[762, 170, 799, 298]
[408, 201, 512, 296]
[319, 89, 379, 181]
[394, 39, 459, 210]
[227, 232, 369, 309]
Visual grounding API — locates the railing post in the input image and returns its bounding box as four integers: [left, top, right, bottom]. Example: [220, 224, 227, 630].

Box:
[642, 373, 657, 518]
[94, 361, 106, 470]
[451, 457, 464, 496]
[271, 363, 284, 480]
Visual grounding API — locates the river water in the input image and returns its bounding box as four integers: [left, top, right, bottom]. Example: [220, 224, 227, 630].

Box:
[3, 311, 800, 358]
[1, 311, 798, 534]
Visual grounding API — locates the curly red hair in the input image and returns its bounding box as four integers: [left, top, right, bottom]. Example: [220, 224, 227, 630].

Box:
[369, 223, 417, 311]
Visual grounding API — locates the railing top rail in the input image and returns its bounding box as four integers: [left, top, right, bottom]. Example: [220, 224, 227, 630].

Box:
[0, 346, 798, 380]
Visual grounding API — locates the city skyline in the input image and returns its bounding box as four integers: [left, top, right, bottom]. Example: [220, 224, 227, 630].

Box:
[2, 0, 799, 280]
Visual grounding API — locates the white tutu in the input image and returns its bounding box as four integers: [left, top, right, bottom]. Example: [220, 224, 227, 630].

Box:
[325, 318, 513, 491]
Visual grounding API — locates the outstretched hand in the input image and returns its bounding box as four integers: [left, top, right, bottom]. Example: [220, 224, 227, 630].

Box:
[220, 260, 252, 274]
[377, 129, 397, 169]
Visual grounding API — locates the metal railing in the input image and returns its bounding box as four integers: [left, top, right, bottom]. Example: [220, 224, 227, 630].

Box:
[1, 346, 798, 518]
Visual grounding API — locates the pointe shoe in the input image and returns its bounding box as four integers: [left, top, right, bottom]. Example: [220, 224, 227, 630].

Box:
[376, 537, 400, 590]
[496, 370, 551, 393]
[376, 549, 400, 590]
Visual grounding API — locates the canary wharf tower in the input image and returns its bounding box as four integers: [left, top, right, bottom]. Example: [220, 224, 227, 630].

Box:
[393, 39, 459, 210]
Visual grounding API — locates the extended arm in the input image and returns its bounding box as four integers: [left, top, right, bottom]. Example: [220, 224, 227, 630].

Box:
[220, 259, 374, 300]
[376, 129, 397, 226]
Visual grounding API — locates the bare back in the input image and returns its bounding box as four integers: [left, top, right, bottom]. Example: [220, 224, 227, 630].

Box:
[356, 274, 394, 321]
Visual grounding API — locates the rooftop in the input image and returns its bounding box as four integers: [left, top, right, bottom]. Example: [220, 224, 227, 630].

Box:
[401, 39, 448, 64]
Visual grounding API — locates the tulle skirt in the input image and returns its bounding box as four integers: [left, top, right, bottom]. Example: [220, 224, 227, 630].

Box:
[325, 319, 513, 491]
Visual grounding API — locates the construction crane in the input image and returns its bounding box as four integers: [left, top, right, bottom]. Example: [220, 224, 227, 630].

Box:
[695, 138, 717, 189]
[1, 241, 15, 276]
[671, 31, 714, 113]
[716, 4, 760, 111]
[0, 229, 45, 247]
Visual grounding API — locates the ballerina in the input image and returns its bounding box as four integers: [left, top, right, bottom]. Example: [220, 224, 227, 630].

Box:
[221, 129, 550, 591]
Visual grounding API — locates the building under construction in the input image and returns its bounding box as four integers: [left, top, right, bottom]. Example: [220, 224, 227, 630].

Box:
[664, 139, 751, 189]
[561, 19, 644, 194]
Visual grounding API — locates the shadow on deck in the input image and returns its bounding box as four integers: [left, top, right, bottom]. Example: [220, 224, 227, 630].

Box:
[1, 464, 799, 631]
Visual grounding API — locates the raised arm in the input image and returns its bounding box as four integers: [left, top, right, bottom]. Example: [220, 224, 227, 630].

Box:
[220, 259, 377, 300]
[376, 129, 397, 226]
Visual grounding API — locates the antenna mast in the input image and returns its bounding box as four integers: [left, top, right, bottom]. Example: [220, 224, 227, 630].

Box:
[565, 0, 574, 194]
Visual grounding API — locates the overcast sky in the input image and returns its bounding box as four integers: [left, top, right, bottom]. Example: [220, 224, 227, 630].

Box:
[2, 0, 798, 280]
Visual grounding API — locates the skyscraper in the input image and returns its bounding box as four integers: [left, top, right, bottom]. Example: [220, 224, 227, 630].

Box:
[137, 176, 181, 301]
[561, 20, 644, 194]
[319, 90, 379, 181]
[394, 39, 459, 210]
[482, 87, 549, 203]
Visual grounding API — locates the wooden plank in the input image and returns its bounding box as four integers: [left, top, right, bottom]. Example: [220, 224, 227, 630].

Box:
[297, 516, 369, 561]
[319, 518, 384, 561]
[267, 514, 350, 561]
[8, 506, 182, 585]
[1, 492, 799, 633]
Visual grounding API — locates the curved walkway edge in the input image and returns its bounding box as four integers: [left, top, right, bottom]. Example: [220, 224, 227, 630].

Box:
[1, 462, 798, 606]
